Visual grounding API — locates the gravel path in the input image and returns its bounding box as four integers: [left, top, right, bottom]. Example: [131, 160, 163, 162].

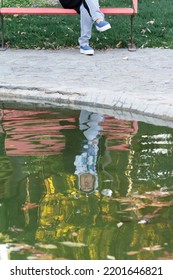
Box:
[0, 47, 173, 128]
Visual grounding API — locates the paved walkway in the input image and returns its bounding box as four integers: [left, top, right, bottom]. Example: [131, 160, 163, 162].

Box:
[0, 48, 173, 127]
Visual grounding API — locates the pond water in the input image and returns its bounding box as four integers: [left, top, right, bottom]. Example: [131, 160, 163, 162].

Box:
[0, 107, 173, 260]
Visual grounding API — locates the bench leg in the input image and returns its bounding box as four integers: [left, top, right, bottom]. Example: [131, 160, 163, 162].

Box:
[0, 15, 6, 51]
[128, 15, 136, 51]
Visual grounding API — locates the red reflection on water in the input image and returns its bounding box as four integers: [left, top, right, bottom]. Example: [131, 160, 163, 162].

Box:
[0, 109, 138, 156]
[101, 115, 138, 151]
[1, 109, 77, 156]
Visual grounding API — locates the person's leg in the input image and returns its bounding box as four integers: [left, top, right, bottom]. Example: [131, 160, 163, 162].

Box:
[78, 0, 111, 55]
[83, 0, 104, 22]
[78, 3, 93, 48]
[84, 0, 111, 31]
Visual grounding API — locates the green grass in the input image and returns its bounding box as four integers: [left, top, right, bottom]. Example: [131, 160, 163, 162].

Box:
[1, 0, 173, 49]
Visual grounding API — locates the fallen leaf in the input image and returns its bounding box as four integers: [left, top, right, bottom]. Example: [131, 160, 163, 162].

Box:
[126, 251, 140, 255]
[35, 243, 57, 249]
[143, 245, 163, 251]
[27, 253, 54, 260]
[117, 222, 123, 228]
[71, 232, 78, 237]
[9, 226, 24, 232]
[107, 255, 115, 260]
[138, 220, 148, 224]
[59, 241, 87, 248]
[116, 41, 122, 48]
[147, 20, 155, 24]
[21, 203, 38, 211]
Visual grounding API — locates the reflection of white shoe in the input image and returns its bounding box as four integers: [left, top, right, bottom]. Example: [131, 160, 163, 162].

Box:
[95, 20, 111, 32]
[80, 45, 94, 55]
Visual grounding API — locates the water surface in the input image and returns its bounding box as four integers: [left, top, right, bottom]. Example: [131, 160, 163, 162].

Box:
[0, 108, 173, 260]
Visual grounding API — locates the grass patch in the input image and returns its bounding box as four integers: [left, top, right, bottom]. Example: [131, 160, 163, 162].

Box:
[1, 0, 173, 49]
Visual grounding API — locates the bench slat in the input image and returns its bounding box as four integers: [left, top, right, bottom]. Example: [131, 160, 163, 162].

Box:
[0, 7, 135, 16]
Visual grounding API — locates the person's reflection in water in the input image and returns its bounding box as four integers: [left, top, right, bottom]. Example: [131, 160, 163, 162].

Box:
[74, 110, 104, 194]
[36, 110, 118, 259]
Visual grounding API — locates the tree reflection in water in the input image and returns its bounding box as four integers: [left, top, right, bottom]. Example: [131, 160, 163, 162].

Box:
[0, 108, 173, 260]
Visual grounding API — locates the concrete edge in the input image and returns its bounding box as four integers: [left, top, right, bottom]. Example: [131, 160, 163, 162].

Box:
[0, 86, 173, 128]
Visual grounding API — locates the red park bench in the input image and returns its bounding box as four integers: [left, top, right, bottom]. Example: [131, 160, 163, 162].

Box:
[0, 0, 138, 51]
